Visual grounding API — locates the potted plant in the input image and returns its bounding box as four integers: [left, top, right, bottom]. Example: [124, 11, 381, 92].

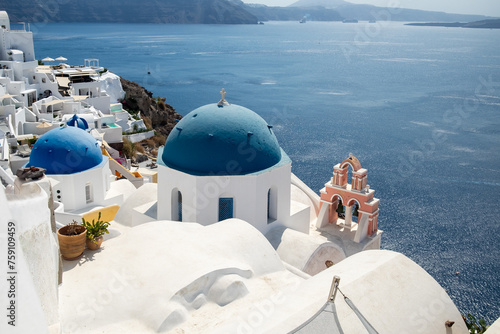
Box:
[81, 212, 110, 250]
[57, 221, 87, 260]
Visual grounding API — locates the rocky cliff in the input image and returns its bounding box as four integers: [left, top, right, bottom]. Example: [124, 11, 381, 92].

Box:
[120, 78, 182, 138]
[1, 0, 257, 24]
[2, 0, 491, 24]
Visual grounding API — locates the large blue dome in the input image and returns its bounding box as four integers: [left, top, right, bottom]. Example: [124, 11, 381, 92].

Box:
[28, 126, 103, 174]
[160, 103, 282, 175]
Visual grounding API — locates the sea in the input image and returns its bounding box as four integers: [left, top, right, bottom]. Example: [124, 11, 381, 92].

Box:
[29, 20, 500, 323]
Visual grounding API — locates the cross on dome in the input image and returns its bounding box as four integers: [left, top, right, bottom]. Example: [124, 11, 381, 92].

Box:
[218, 88, 229, 106]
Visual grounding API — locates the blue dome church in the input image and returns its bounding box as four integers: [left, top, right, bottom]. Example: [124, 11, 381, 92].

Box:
[28, 126, 101, 174]
[66, 114, 89, 130]
[27, 126, 115, 212]
[157, 91, 308, 234]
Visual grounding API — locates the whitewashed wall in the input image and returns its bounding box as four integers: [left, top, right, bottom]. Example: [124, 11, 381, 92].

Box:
[157, 162, 301, 235]
[124, 130, 154, 143]
[1, 181, 59, 333]
[49, 158, 111, 212]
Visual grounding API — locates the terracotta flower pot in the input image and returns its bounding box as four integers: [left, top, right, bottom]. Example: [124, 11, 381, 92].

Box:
[86, 236, 103, 250]
[57, 225, 87, 260]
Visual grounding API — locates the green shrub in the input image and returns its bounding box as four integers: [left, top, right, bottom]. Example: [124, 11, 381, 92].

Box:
[463, 314, 489, 334]
[121, 137, 136, 159]
[81, 212, 110, 244]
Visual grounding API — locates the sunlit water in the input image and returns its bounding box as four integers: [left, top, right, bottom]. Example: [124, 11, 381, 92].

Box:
[31, 21, 500, 322]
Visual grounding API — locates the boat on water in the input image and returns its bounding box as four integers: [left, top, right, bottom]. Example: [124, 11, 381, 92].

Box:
[343, 19, 359, 23]
[300, 17, 306, 23]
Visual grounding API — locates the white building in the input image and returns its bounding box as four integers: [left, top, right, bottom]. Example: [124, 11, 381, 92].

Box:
[25, 126, 124, 220]
[0, 11, 37, 108]
[0, 10, 143, 150]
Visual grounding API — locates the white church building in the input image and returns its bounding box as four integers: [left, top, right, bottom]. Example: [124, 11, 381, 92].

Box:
[24, 125, 126, 223]
[157, 93, 309, 235]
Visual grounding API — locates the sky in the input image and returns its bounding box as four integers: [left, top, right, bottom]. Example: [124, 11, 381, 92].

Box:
[242, 0, 500, 17]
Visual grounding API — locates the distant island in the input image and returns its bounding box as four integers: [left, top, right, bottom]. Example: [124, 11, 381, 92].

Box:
[285, 0, 494, 23]
[406, 18, 500, 29]
[0, 0, 495, 24]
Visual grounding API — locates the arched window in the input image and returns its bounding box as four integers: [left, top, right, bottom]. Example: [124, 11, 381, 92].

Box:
[178, 192, 183, 222]
[171, 188, 182, 222]
[267, 187, 278, 223]
[345, 199, 361, 227]
[219, 198, 233, 221]
[267, 189, 271, 219]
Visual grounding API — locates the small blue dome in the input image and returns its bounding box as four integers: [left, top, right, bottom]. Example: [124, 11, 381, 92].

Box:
[28, 126, 103, 174]
[161, 103, 282, 175]
[66, 114, 89, 130]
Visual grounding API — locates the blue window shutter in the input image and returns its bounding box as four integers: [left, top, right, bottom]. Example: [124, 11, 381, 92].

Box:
[219, 198, 233, 221]
[178, 191, 183, 222]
